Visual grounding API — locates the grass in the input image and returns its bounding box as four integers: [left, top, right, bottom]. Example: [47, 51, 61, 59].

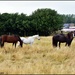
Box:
[0, 36, 75, 74]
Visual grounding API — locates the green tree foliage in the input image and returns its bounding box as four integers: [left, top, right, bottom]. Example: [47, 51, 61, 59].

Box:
[62, 14, 75, 23]
[0, 8, 64, 36]
[29, 9, 63, 36]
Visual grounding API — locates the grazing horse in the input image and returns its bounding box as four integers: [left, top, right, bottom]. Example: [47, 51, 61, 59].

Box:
[52, 31, 74, 48]
[0, 35, 23, 48]
[17, 34, 40, 46]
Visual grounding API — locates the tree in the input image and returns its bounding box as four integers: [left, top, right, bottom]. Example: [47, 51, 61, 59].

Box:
[0, 9, 64, 36]
[29, 8, 63, 36]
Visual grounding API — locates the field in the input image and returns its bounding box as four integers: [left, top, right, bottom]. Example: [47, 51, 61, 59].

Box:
[0, 36, 75, 74]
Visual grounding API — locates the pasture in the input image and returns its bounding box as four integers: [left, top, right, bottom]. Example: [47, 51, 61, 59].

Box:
[0, 36, 75, 74]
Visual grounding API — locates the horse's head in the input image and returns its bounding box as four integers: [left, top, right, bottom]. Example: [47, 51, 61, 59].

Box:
[36, 35, 40, 40]
[67, 31, 74, 39]
[17, 36, 23, 47]
[12, 35, 23, 47]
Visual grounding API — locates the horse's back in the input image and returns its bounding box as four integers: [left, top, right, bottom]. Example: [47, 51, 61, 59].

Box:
[1, 35, 20, 43]
[20, 37, 27, 42]
[58, 34, 67, 42]
[1, 35, 7, 41]
[53, 34, 60, 41]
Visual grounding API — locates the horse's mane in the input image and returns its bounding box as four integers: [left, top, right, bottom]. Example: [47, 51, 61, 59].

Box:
[14, 35, 19, 37]
[67, 32, 73, 39]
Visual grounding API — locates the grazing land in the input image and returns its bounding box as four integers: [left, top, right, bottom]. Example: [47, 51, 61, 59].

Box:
[0, 36, 75, 74]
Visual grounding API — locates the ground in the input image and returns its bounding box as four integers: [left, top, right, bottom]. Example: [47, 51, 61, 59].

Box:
[0, 36, 75, 74]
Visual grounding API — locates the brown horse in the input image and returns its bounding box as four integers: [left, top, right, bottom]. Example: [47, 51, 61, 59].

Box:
[52, 31, 74, 48]
[0, 37, 2, 47]
[0, 34, 23, 48]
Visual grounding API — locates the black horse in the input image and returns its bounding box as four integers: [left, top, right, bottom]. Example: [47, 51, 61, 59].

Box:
[52, 31, 74, 48]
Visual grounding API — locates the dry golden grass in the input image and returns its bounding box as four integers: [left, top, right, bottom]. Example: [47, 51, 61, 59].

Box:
[0, 36, 75, 74]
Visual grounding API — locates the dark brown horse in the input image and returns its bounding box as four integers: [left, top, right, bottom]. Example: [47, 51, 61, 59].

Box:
[52, 31, 74, 48]
[0, 35, 23, 48]
[0, 37, 2, 47]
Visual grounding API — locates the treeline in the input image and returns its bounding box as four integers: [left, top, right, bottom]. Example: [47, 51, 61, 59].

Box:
[0, 8, 74, 36]
[62, 14, 75, 23]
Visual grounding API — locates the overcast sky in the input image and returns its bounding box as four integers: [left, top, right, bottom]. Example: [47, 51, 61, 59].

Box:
[0, 1, 75, 15]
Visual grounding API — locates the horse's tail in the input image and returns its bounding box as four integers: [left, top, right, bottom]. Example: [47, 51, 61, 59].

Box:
[52, 36, 57, 47]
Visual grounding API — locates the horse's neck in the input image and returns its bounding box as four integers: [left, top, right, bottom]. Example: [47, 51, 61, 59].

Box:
[32, 36, 37, 39]
[21, 37, 31, 44]
[67, 33, 71, 38]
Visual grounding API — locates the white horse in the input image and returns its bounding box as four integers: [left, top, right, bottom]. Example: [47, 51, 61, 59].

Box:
[17, 35, 40, 46]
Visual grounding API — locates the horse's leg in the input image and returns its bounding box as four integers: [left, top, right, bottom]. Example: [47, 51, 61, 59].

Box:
[1, 42, 4, 48]
[68, 39, 73, 47]
[12, 43, 14, 46]
[14, 43, 16, 48]
[12, 42, 16, 48]
[53, 41, 57, 48]
[59, 42, 61, 48]
[20, 41, 23, 47]
[65, 42, 67, 46]
[56, 41, 57, 47]
[0, 42, 1, 47]
[68, 42, 71, 47]
[66, 40, 71, 47]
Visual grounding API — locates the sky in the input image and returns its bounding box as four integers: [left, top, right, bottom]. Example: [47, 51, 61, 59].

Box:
[0, 1, 75, 15]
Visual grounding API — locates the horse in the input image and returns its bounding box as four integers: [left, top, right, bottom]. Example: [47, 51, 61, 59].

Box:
[17, 34, 40, 46]
[52, 31, 74, 48]
[0, 37, 2, 47]
[0, 34, 23, 48]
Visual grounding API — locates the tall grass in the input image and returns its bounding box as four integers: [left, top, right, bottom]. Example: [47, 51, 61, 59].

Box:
[0, 36, 75, 74]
